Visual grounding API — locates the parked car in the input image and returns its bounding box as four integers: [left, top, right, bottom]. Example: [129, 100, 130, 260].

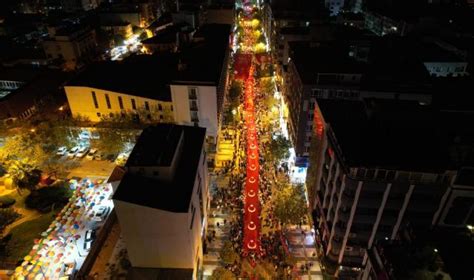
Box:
[56, 146, 67, 156]
[85, 229, 96, 242]
[94, 153, 105, 161]
[83, 240, 92, 252]
[67, 147, 80, 158]
[63, 262, 75, 277]
[75, 146, 89, 158]
[106, 154, 117, 162]
[93, 205, 110, 221]
[85, 148, 98, 160]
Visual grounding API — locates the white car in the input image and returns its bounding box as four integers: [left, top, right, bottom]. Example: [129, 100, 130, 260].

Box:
[67, 146, 80, 158]
[85, 148, 98, 160]
[56, 146, 67, 156]
[75, 146, 89, 158]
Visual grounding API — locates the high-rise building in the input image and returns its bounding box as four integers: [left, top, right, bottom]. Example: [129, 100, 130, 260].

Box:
[306, 98, 474, 278]
[113, 124, 209, 279]
[284, 39, 432, 161]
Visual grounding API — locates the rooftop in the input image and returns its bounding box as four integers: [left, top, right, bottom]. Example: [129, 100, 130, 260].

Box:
[172, 23, 231, 85]
[141, 26, 179, 45]
[113, 124, 206, 212]
[418, 42, 465, 63]
[317, 98, 474, 171]
[66, 55, 176, 101]
[289, 41, 366, 83]
[126, 124, 182, 167]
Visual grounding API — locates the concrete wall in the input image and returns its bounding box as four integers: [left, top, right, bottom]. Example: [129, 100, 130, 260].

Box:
[170, 84, 219, 141]
[65, 86, 174, 122]
[114, 200, 196, 268]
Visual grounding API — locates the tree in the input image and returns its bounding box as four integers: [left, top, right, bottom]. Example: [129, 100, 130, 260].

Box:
[209, 267, 236, 280]
[267, 135, 291, 163]
[91, 128, 125, 155]
[228, 81, 243, 109]
[254, 260, 278, 280]
[8, 161, 41, 195]
[220, 241, 240, 265]
[273, 183, 308, 225]
[25, 184, 72, 212]
[0, 208, 20, 233]
[0, 132, 51, 168]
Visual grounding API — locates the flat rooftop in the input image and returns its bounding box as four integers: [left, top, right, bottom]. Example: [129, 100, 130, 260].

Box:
[66, 55, 176, 101]
[172, 24, 230, 85]
[126, 124, 182, 167]
[317, 98, 474, 171]
[113, 124, 206, 212]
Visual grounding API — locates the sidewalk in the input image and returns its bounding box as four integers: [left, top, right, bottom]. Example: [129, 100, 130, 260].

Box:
[286, 224, 323, 280]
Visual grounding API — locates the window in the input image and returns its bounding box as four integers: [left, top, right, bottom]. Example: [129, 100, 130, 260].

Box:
[158, 104, 163, 111]
[118, 96, 124, 109]
[191, 111, 199, 122]
[145, 101, 150, 111]
[188, 88, 197, 100]
[131, 98, 136, 110]
[96, 112, 101, 117]
[170, 105, 173, 111]
[92, 91, 99, 108]
[190, 204, 196, 229]
[105, 94, 111, 109]
[160, 115, 164, 120]
[190, 100, 198, 111]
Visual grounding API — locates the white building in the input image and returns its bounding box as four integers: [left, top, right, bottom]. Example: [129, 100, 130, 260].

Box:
[170, 24, 231, 149]
[113, 124, 209, 279]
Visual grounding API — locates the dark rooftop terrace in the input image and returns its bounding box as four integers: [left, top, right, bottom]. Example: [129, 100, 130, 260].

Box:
[113, 124, 206, 212]
[317, 98, 474, 171]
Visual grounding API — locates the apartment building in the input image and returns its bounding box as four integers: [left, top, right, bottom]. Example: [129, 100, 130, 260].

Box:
[170, 24, 231, 149]
[113, 124, 209, 279]
[284, 39, 432, 160]
[306, 98, 474, 278]
[42, 24, 97, 70]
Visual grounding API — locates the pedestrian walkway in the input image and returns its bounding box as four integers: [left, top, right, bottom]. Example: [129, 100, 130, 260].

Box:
[203, 206, 234, 279]
[286, 224, 323, 280]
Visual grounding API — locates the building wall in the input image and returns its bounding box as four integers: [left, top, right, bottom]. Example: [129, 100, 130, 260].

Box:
[42, 29, 97, 69]
[206, 8, 234, 25]
[285, 59, 432, 158]
[307, 105, 450, 276]
[170, 85, 219, 142]
[64, 86, 174, 122]
[114, 200, 197, 268]
[114, 140, 209, 277]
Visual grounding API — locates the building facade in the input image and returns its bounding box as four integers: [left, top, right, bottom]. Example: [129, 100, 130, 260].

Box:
[284, 41, 432, 159]
[42, 25, 97, 70]
[113, 124, 209, 279]
[64, 86, 174, 122]
[306, 99, 474, 278]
